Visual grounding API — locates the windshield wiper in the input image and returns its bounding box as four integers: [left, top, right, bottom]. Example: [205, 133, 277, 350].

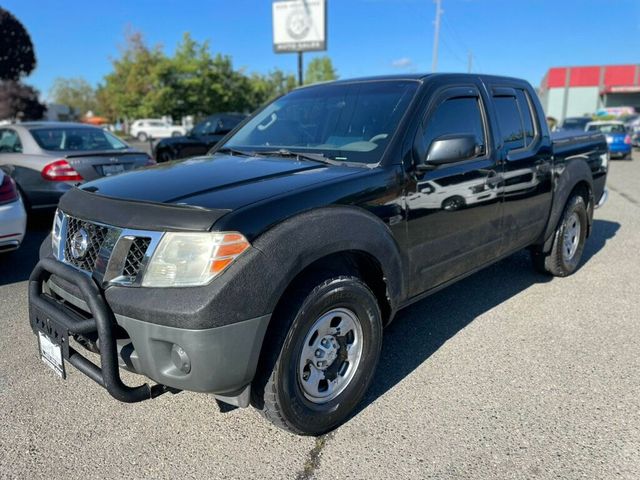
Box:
[259, 149, 355, 167]
[214, 146, 253, 157]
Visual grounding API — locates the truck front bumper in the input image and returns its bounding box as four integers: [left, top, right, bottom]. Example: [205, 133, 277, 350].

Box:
[29, 257, 269, 405]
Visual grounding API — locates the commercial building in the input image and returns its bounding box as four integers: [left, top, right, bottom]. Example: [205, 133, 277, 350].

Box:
[539, 64, 640, 120]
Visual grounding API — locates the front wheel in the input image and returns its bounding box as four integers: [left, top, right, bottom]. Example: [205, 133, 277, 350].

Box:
[136, 132, 148, 142]
[531, 194, 588, 276]
[252, 275, 383, 435]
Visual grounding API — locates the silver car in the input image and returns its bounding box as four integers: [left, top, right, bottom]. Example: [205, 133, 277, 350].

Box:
[0, 122, 153, 210]
[0, 169, 27, 252]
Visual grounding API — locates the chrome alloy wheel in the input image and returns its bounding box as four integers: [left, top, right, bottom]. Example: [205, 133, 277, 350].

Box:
[563, 211, 581, 261]
[297, 307, 364, 404]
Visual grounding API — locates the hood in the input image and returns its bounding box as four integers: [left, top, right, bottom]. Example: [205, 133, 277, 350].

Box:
[80, 153, 365, 210]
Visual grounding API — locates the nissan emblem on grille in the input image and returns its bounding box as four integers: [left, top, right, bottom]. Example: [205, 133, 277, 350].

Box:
[70, 228, 89, 259]
[58, 212, 159, 284]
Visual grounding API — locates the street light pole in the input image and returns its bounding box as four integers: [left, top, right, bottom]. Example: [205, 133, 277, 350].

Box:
[431, 0, 443, 72]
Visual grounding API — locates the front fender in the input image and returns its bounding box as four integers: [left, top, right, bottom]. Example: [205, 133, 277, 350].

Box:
[105, 206, 406, 330]
[251, 206, 407, 311]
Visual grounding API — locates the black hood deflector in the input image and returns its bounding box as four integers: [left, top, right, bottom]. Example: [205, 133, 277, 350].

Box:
[58, 187, 229, 232]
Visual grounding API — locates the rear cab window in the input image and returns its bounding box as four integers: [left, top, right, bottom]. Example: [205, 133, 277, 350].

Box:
[492, 86, 539, 152]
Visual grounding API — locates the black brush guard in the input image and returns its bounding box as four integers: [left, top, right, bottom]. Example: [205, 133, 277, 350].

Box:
[29, 257, 172, 403]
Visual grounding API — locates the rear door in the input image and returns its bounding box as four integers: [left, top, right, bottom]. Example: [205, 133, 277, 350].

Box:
[406, 83, 504, 296]
[486, 84, 553, 253]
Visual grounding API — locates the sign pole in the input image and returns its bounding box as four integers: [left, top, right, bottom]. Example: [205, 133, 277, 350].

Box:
[298, 51, 304, 86]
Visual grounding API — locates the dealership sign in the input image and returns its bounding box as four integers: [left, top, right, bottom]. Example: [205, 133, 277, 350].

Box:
[273, 0, 326, 53]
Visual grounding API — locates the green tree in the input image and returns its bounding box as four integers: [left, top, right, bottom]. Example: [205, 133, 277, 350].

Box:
[248, 68, 297, 107]
[97, 30, 168, 121]
[0, 7, 36, 80]
[0, 81, 46, 121]
[304, 56, 338, 85]
[156, 33, 254, 119]
[49, 77, 97, 117]
[0, 7, 46, 120]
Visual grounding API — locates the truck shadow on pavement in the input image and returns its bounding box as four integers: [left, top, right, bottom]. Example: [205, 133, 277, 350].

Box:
[0, 212, 52, 287]
[357, 219, 620, 415]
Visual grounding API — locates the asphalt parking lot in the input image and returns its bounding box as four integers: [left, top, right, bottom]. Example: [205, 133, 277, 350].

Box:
[1, 151, 639, 479]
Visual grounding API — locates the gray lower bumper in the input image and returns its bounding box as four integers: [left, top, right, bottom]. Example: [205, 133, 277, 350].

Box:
[116, 313, 270, 396]
[47, 278, 270, 399]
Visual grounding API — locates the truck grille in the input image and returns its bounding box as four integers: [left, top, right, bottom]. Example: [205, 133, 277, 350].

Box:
[55, 212, 161, 285]
[64, 216, 109, 272]
[122, 237, 151, 278]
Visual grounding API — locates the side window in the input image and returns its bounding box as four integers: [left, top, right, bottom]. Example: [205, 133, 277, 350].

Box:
[0, 129, 23, 153]
[420, 96, 486, 156]
[515, 89, 537, 147]
[493, 96, 524, 151]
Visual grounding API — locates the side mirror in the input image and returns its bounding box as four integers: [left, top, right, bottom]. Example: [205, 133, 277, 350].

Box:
[421, 134, 480, 168]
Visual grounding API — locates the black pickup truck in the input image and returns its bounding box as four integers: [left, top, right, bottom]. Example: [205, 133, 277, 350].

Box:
[29, 74, 608, 435]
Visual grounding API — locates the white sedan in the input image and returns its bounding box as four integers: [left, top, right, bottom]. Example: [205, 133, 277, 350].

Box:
[0, 170, 27, 253]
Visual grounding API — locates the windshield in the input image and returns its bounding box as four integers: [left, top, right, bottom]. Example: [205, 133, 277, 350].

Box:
[31, 127, 129, 151]
[224, 80, 420, 164]
[587, 123, 626, 134]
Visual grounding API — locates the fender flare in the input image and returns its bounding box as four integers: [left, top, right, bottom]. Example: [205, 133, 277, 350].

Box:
[251, 206, 407, 314]
[541, 158, 594, 251]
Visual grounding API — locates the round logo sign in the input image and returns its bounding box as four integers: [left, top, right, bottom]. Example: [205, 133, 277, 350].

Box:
[70, 228, 90, 259]
[286, 9, 312, 40]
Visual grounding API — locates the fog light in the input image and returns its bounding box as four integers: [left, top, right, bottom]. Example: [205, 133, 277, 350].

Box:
[171, 344, 191, 374]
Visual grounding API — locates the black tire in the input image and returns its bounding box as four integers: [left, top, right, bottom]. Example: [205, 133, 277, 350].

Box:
[137, 132, 148, 142]
[530, 194, 588, 277]
[171, 131, 181, 137]
[442, 195, 466, 211]
[251, 274, 383, 436]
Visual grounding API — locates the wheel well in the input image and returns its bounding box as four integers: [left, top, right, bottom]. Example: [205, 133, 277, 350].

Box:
[570, 180, 593, 237]
[571, 180, 592, 206]
[274, 250, 393, 327]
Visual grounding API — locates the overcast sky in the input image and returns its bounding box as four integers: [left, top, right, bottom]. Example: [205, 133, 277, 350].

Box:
[5, 0, 640, 99]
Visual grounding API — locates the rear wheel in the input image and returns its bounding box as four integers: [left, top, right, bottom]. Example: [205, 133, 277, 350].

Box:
[252, 274, 383, 435]
[530, 194, 588, 277]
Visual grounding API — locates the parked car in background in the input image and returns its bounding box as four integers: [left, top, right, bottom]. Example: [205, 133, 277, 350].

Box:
[586, 121, 632, 159]
[0, 169, 26, 253]
[558, 116, 592, 132]
[130, 119, 187, 142]
[0, 123, 154, 211]
[153, 113, 246, 162]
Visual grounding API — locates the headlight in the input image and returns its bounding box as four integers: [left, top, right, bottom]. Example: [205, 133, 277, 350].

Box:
[142, 232, 250, 287]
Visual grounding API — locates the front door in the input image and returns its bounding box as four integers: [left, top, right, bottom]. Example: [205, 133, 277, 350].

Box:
[405, 84, 503, 296]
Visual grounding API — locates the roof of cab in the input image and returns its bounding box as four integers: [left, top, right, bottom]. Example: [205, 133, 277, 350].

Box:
[295, 72, 531, 89]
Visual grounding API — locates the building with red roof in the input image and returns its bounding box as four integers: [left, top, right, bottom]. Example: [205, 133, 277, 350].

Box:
[539, 64, 640, 121]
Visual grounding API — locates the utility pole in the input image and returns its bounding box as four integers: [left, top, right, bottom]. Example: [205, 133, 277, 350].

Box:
[467, 51, 473, 73]
[297, 51, 304, 86]
[431, 0, 443, 72]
